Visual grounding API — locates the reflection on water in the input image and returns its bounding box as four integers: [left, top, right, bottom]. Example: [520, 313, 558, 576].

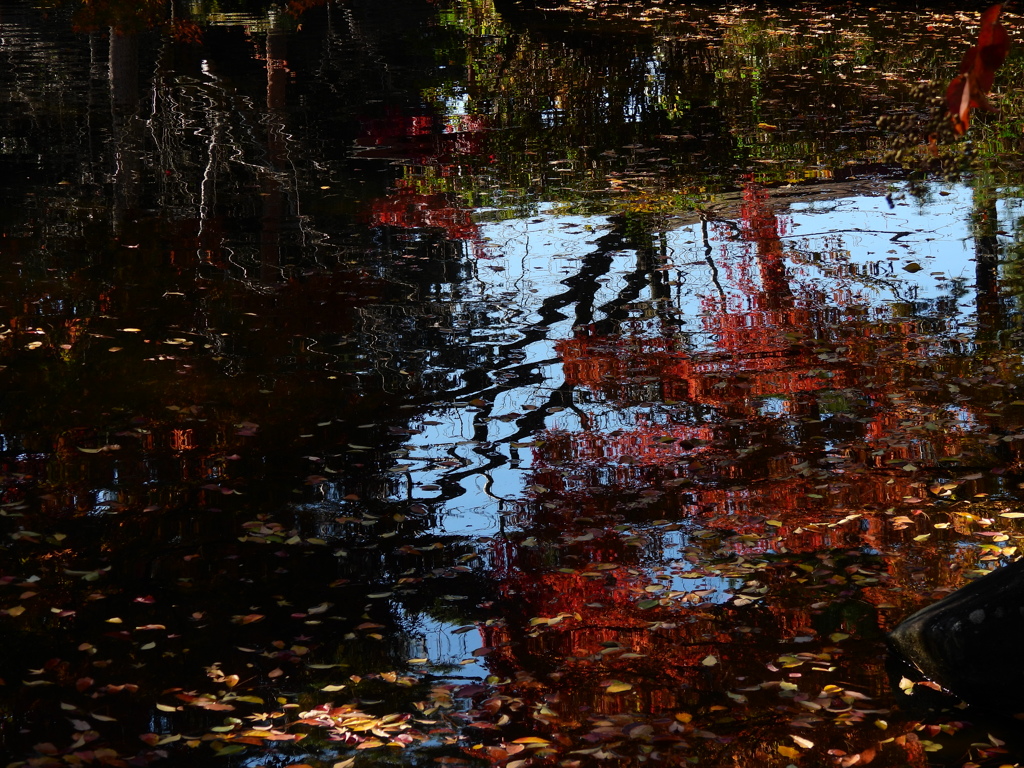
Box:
[2, 0, 1024, 765]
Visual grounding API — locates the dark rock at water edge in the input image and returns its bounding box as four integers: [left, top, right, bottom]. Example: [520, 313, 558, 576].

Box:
[889, 557, 1024, 713]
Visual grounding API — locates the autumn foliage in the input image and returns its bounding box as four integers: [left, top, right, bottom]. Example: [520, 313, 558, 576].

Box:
[946, 3, 1011, 134]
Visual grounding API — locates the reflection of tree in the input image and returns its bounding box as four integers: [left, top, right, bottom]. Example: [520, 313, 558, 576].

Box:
[425, 0, 965, 218]
[446, 177, 1023, 765]
[0, 4, 510, 763]
[4, 0, 1024, 765]
[971, 180, 1004, 341]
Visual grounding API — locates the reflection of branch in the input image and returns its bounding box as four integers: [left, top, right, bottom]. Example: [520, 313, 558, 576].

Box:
[142, 38, 335, 287]
[423, 381, 580, 507]
[594, 238, 668, 328]
[778, 227, 932, 240]
[702, 218, 727, 305]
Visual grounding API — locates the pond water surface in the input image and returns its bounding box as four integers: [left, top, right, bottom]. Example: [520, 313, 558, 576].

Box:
[4, 0, 1024, 766]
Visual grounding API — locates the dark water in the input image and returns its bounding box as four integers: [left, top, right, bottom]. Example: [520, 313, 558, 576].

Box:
[3, 0, 1024, 765]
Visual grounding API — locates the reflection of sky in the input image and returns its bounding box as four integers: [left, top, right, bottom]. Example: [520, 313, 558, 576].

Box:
[663, 186, 979, 335]
[382, 181, 1015, 664]
[401, 183, 1014, 531]
[407, 182, 1005, 529]
[403, 611, 491, 679]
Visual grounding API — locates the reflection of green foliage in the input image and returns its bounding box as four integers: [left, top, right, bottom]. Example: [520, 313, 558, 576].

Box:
[964, 51, 1024, 176]
[417, 1, 994, 228]
[436, 0, 505, 38]
[719, 17, 797, 69]
[45, 0, 311, 35]
[818, 391, 853, 415]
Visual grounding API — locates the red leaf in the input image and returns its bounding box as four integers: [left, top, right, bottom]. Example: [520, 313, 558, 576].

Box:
[947, 4, 1010, 134]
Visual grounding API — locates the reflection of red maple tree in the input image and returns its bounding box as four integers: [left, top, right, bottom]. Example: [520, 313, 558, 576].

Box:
[463, 528, 939, 767]
[368, 182, 480, 242]
[360, 110, 489, 251]
[451, 180, 1015, 766]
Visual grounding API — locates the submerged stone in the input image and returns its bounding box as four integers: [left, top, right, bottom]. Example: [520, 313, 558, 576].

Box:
[888, 558, 1024, 711]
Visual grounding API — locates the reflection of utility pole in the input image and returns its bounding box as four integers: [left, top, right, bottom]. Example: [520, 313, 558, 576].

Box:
[109, 28, 141, 235]
[261, 16, 288, 283]
[972, 185, 1003, 341]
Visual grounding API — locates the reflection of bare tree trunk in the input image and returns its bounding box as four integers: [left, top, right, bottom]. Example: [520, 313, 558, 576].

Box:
[598, 227, 669, 325]
[109, 29, 138, 110]
[261, 24, 288, 282]
[973, 190, 1002, 340]
[109, 29, 141, 235]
